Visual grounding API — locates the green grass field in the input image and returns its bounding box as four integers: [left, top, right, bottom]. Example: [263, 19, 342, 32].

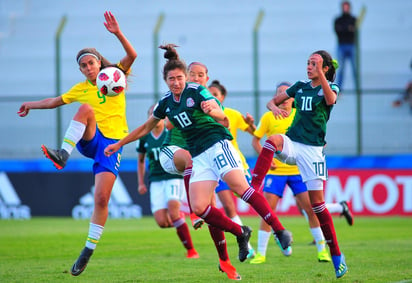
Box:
[1, 216, 411, 282]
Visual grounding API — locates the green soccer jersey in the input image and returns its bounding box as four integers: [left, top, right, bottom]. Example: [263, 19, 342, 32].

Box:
[285, 80, 340, 146]
[162, 127, 188, 150]
[153, 82, 232, 157]
[136, 129, 182, 182]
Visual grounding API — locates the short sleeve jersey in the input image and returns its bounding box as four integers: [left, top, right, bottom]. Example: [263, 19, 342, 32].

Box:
[285, 80, 339, 146]
[61, 63, 129, 139]
[136, 129, 182, 182]
[254, 109, 300, 175]
[224, 107, 250, 170]
[153, 83, 232, 157]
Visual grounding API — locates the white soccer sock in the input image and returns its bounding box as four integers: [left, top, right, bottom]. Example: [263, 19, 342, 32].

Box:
[231, 215, 253, 250]
[231, 215, 243, 226]
[301, 209, 309, 222]
[310, 227, 326, 252]
[85, 223, 104, 250]
[326, 203, 343, 214]
[61, 120, 86, 154]
[257, 230, 271, 256]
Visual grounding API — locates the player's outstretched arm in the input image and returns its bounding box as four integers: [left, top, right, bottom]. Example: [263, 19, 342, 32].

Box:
[104, 116, 160, 156]
[267, 93, 290, 118]
[243, 112, 256, 134]
[17, 96, 65, 117]
[104, 11, 137, 72]
[137, 152, 148, 195]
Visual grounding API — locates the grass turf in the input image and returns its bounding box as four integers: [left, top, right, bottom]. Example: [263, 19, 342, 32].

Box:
[1, 216, 412, 282]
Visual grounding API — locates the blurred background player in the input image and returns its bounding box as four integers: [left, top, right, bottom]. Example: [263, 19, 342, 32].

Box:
[208, 79, 256, 259]
[250, 82, 330, 264]
[136, 105, 198, 259]
[160, 118, 204, 230]
[325, 201, 353, 226]
[17, 11, 137, 276]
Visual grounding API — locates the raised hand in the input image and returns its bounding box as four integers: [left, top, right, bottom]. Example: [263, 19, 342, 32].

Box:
[312, 53, 324, 72]
[103, 11, 120, 35]
[243, 113, 255, 126]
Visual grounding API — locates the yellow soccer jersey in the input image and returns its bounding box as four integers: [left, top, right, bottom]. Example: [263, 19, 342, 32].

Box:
[224, 107, 249, 170]
[61, 79, 128, 140]
[254, 109, 299, 175]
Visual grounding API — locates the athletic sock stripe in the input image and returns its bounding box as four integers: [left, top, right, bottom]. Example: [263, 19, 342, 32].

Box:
[183, 169, 192, 177]
[241, 187, 254, 202]
[200, 205, 211, 219]
[87, 237, 99, 244]
[263, 142, 276, 152]
[312, 203, 327, 213]
[63, 138, 76, 147]
[173, 218, 186, 228]
[220, 140, 237, 168]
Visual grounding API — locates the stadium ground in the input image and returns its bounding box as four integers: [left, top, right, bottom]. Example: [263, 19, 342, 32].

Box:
[1, 216, 411, 282]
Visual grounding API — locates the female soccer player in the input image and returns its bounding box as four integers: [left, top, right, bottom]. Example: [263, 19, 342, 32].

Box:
[17, 11, 137, 276]
[250, 82, 330, 264]
[104, 43, 293, 272]
[156, 61, 241, 280]
[251, 50, 348, 278]
[158, 62, 208, 230]
[137, 105, 198, 259]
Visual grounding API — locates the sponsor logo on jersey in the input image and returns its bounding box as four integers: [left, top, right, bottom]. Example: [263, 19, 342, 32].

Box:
[186, 98, 195, 107]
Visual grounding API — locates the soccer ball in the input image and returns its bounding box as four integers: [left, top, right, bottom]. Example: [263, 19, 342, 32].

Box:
[96, 67, 126, 97]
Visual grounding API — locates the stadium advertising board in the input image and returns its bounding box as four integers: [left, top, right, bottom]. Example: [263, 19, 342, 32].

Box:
[231, 169, 412, 216]
[0, 168, 411, 218]
[0, 172, 150, 219]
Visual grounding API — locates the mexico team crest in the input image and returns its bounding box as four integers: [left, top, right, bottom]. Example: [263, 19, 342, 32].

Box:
[186, 98, 195, 107]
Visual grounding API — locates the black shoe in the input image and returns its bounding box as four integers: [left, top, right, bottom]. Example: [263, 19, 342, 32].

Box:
[41, 145, 69, 170]
[274, 229, 293, 256]
[70, 247, 94, 276]
[237, 226, 252, 262]
[340, 201, 354, 226]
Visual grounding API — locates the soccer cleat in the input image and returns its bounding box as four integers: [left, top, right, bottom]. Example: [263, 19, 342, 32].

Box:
[186, 248, 199, 259]
[190, 213, 204, 230]
[340, 201, 354, 226]
[218, 259, 241, 280]
[317, 248, 331, 262]
[237, 226, 252, 262]
[274, 229, 293, 256]
[70, 247, 94, 276]
[41, 145, 69, 170]
[332, 253, 348, 278]
[249, 252, 266, 264]
[247, 247, 256, 259]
